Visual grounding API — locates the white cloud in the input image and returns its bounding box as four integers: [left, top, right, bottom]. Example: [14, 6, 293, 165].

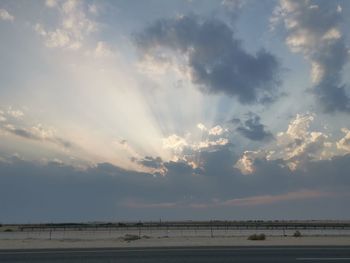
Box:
[337, 128, 350, 153]
[310, 62, 324, 84]
[285, 131, 330, 170]
[162, 134, 188, 152]
[94, 41, 114, 58]
[36, 0, 97, 50]
[284, 113, 314, 140]
[236, 113, 337, 173]
[46, 29, 71, 48]
[322, 28, 341, 40]
[235, 150, 266, 175]
[197, 123, 207, 131]
[31, 124, 56, 140]
[196, 137, 229, 149]
[0, 8, 14, 21]
[209, 125, 224, 136]
[7, 108, 24, 119]
[274, 113, 334, 169]
[45, 0, 57, 8]
[161, 124, 231, 167]
[137, 52, 192, 84]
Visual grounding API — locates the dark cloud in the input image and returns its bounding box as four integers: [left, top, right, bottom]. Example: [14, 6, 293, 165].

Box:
[132, 156, 163, 169]
[1, 150, 350, 222]
[164, 160, 196, 175]
[278, 0, 350, 112]
[8, 127, 35, 139]
[199, 145, 238, 177]
[135, 14, 281, 104]
[314, 39, 350, 112]
[236, 113, 273, 141]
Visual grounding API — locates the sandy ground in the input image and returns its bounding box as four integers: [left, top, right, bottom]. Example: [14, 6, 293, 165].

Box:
[1, 228, 350, 249]
[0, 236, 350, 249]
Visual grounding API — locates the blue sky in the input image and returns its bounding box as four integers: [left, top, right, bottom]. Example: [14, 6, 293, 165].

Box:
[0, 0, 350, 223]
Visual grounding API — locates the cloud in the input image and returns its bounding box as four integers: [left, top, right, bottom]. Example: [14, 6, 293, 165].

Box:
[162, 124, 231, 165]
[0, 107, 72, 149]
[221, 0, 246, 22]
[283, 113, 314, 140]
[162, 134, 188, 152]
[93, 41, 115, 58]
[45, 0, 57, 8]
[197, 137, 229, 150]
[7, 108, 24, 119]
[199, 144, 237, 177]
[224, 190, 331, 206]
[1, 123, 72, 149]
[131, 155, 167, 175]
[235, 150, 267, 175]
[197, 123, 207, 131]
[133, 156, 163, 169]
[88, 4, 99, 15]
[236, 113, 273, 141]
[0, 110, 6, 122]
[123, 200, 178, 209]
[235, 113, 339, 173]
[221, 0, 245, 9]
[35, 0, 97, 50]
[135, 14, 281, 104]
[0, 8, 14, 21]
[337, 128, 350, 153]
[273, 0, 350, 112]
[124, 189, 329, 209]
[275, 113, 333, 169]
[208, 125, 225, 136]
[1, 153, 350, 222]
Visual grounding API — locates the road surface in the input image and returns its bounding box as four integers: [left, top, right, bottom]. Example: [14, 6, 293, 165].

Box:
[0, 246, 349, 262]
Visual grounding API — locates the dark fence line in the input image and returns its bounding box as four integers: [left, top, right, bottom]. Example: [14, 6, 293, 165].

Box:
[14, 221, 350, 232]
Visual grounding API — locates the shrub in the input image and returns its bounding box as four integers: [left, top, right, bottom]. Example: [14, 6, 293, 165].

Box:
[293, 230, 302, 237]
[4, 229, 13, 232]
[123, 234, 140, 242]
[248, 233, 266, 240]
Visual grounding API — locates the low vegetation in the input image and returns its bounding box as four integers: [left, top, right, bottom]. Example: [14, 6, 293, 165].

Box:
[123, 234, 140, 242]
[293, 230, 302, 237]
[248, 233, 266, 240]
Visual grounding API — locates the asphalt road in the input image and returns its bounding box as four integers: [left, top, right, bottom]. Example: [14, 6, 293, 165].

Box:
[0, 246, 349, 262]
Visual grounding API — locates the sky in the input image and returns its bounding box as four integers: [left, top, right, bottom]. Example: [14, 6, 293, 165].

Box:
[0, 0, 350, 223]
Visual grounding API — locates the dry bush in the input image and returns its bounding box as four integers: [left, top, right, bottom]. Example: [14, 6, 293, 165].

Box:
[248, 233, 266, 240]
[293, 230, 302, 237]
[123, 234, 140, 241]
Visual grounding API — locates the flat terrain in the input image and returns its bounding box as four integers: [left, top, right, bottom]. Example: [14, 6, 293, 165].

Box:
[1, 236, 350, 249]
[0, 246, 350, 262]
[1, 222, 349, 249]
